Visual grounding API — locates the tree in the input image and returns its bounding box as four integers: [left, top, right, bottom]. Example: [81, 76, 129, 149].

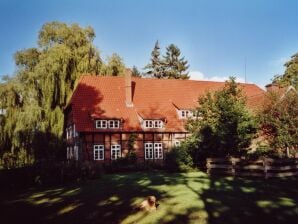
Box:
[187, 77, 257, 158]
[131, 66, 141, 77]
[273, 53, 298, 89]
[163, 44, 189, 79]
[101, 53, 125, 76]
[0, 22, 102, 167]
[144, 40, 164, 78]
[259, 91, 298, 157]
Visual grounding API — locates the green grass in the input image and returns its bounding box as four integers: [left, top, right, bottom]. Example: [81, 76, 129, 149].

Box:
[0, 171, 297, 224]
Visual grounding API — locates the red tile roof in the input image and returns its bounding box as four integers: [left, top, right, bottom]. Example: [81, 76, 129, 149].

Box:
[69, 75, 265, 133]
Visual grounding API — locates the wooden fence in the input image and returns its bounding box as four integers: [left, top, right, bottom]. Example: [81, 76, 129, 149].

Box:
[206, 157, 298, 178]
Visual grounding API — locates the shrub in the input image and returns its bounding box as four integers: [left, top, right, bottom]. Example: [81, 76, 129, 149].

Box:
[165, 145, 194, 172]
[0, 161, 104, 191]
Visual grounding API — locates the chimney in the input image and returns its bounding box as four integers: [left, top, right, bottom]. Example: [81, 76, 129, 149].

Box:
[125, 69, 133, 107]
[265, 83, 280, 92]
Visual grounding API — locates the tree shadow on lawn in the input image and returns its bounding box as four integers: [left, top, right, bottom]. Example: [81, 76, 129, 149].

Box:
[0, 172, 297, 224]
[200, 175, 298, 224]
[0, 172, 207, 224]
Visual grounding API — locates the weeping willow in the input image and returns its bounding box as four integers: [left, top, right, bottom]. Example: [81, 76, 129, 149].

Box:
[0, 22, 103, 168]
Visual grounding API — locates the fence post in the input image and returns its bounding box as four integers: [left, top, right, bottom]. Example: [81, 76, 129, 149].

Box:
[231, 157, 236, 176]
[263, 158, 268, 179]
[206, 159, 210, 175]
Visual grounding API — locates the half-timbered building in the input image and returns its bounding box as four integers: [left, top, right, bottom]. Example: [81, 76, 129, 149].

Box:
[64, 72, 265, 163]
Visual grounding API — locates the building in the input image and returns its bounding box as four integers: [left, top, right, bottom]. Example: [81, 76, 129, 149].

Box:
[64, 72, 265, 163]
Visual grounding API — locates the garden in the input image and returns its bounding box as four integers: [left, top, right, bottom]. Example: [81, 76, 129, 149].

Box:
[1, 171, 297, 224]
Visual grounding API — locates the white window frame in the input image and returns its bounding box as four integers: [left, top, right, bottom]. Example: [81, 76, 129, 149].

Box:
[145, 142, 163, 159]
[96, 120, 120, 129]
[68, 146, 73, 159]
[145, 120, 153, 128]
[96, 120, 107, 129]
[73, 124, 78, 137]
[154, 120, 162, 128]
[178, 110, 195, 119]
[154, 143, 163, 159]
[74, 145, 79, 160]
[67, 126, 73, 139]
[111, 144, 121, 160]
[108, 120, 120, 129]
[66, 147, 70, 159]
[144, 143, 153, 159]
[94, 145, 104, 160]
[144, 120, 163, 128]
[174, 140, 181, 147]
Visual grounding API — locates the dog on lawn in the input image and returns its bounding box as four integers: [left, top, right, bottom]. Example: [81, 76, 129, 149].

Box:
[136, 196, 159, 212]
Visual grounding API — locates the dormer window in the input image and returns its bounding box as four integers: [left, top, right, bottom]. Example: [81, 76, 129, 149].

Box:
[143, 120, 163, 129]
[96, 120, 120, 129]
[96, 120, 107, 129]
[178, 110, 194, 119]
[109, 120, 120, 128]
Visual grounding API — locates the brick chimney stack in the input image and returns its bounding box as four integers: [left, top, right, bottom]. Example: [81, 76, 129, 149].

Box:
[125, 69, 133, 107]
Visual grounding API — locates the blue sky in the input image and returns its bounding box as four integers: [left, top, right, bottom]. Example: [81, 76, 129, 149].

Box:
[0, 0, 297, 88]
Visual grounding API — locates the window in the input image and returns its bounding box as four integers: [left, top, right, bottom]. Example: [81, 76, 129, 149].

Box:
[145, 142, 163, 159]
[154, 143, 163, 159]
[111, 144, 121, 160]
[154, 120, 162, 128]
[66, 147, 70, 159]
[144, 120, 163, 128]
[67, 146, 73, 159]
[94, 145, 104, 160]
[66, 126, 72, 139]
[74, 145, 79, 160]
[179, 110, 195, 119]
[67, 146, 79, 160]
[73, 124, 78, 137]
[69, 126, 73, 138]
[174, 140, 181, 147]
[96, 120, 107, 129]
[109, 120, 120, 129]
[145, 143, 153, 159]
[96, 120, 120, 129]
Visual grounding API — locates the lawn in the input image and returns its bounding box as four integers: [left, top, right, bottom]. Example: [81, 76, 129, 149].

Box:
[0, 171, 297, 224]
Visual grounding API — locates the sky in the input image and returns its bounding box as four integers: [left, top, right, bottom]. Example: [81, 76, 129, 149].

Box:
[0, 0, 298, 88]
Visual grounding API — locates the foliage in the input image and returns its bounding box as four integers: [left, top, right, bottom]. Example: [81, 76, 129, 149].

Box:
[259, 91, 298, 157]
[247, 144, 274, 159]
[131, 66, 141, 77]
[144, 40, 164, 78]
[187, 77, 257, 158]
[0, 161, 103, 190]
[0, 22, 103, 167]
[165, 144, 194, 172]
[145, 41, 189, 79]
[273, 53, 298, 89]
[101, 53, 125, 76]
[163, 44, 189, 79]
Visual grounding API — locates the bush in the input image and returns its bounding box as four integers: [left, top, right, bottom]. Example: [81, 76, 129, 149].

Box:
[0, 161, 104, 190]
[165, 145, 194, 172]
[103, 155, 164, 173]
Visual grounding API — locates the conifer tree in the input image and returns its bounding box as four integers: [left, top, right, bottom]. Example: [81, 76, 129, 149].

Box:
[144, 40, 164, 78]
[131, 66, 141, 77]
[163, 44, 189, 79]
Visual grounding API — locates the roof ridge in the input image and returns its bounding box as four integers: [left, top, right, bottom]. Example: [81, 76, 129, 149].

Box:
[78, 74, 262, 88]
